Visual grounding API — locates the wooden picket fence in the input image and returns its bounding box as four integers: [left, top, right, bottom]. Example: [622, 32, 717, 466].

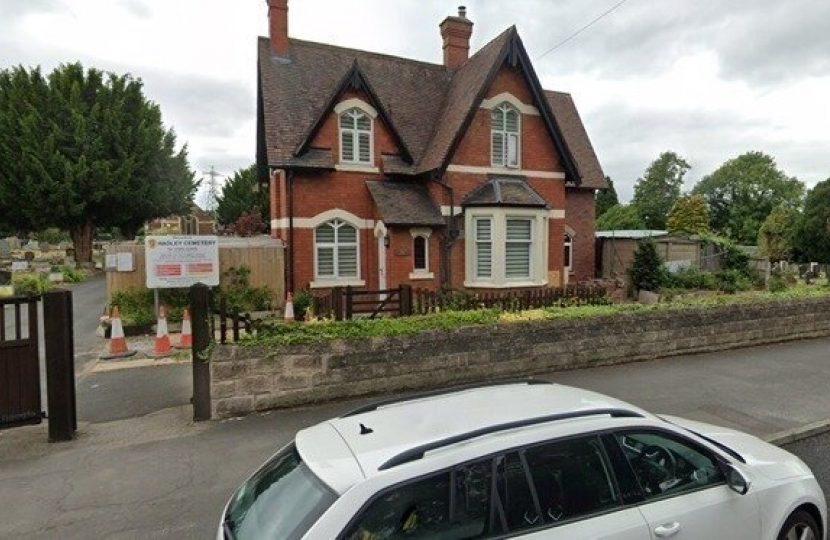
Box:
[312, 283, 608, 320]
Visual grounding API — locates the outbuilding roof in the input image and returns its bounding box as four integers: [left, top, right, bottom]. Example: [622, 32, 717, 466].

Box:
[366, 181, 445, 226]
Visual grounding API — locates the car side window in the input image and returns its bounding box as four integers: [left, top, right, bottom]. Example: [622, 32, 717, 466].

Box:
[343, 459, 492, 539]
[522, 436, 621, 527]
[614, 431, 725, 500]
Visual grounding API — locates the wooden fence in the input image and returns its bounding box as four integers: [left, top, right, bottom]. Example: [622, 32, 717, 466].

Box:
[105, 239, 285, 305]
[312, 284, 608, 320]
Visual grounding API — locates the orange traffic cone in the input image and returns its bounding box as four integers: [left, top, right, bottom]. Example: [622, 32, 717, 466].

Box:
[100, 306, 137, 360]
[151, 305, 172, 357]
[175, 308, 193, 349]
[284, 292, 295, 322]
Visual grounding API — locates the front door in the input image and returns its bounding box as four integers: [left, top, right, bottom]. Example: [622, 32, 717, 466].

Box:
[377, 229, 387, 293]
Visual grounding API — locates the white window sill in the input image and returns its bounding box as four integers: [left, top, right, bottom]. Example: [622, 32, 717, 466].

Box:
[409, 271, 434, 280]
[335, 164, 380, 174]
[463, 280, 548, 289]
[309, 279, 366, 289]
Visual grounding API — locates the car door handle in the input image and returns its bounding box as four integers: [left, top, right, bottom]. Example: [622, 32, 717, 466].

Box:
[654, 521, 681, 537]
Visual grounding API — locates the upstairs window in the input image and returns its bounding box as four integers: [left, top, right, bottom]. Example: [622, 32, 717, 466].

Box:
[340, 108, 372, 164]
[491, 102, 520, 168]
[315, 219, 358, 279]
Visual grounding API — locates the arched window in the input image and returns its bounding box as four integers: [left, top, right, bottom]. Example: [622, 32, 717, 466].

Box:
[413, 235, 428, 272]
[491, 102, 520, 168]
[340, 108, 372, 164]
[315, 219, 358, 279]
[564, 233, 573, 272]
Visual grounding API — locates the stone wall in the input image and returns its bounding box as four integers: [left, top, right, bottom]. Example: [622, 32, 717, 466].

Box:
[210, 296, 830, 419]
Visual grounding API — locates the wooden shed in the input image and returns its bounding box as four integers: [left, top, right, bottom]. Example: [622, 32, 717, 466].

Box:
[596, 230, 702, 279]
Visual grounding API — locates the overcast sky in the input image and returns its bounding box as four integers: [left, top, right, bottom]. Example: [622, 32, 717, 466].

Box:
[2, 0, 829, 204]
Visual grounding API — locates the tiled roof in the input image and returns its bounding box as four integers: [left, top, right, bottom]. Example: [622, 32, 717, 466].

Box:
[259, 29, 605, 190]
[544, 91, 608, 190]
[462, 177, 549, 208]
[366, 181, 445, 226]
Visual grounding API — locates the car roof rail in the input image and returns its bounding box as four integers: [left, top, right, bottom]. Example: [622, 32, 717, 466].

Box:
[340, 379, 553, 419]
[378, 408, 644, 471]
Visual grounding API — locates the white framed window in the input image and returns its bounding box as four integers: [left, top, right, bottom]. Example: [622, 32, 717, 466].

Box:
[315, 219, 359, 279]
[339, 107, 373, 164]
[465, 208, 548, 288]
[564, 233, 573, 272]
[491, 102, 520, 169]
[413, 235, 428, 272]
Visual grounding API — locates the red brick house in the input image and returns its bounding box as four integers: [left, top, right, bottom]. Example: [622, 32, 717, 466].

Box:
[259, 1, 607, 294]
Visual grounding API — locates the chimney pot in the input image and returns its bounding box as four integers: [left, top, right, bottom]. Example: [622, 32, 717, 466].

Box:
[440, 7, 473, 69]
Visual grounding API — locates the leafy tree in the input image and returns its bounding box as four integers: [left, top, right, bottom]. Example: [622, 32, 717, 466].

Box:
[0, 63, 196, 263]
[596, 204, 645, 231]
[215, 165, 268, 226]
[632, 151, 690, 229]
[758, 205, 799, 262]
[629, 238, 666, 292]
[666, 195, 710, 235]
[595, 176, 618, 218]
[791, 179, 830, 262]
[692, 151, 804, 244]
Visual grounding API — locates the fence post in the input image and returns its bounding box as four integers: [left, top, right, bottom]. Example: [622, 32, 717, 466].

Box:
[399, 284, 413, 316]
[43, 289, 76, 442]
[345, 286, 353, 320]
[190, 283, 212, 422]
[333, 287, 343, 321]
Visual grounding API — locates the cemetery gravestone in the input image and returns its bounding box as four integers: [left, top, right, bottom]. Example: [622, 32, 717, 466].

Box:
[0, 239, 10, 259]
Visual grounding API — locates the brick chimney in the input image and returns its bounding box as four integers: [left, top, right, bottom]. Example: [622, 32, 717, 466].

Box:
[440, 6, 473, 69]
[267, 0, 289, 56]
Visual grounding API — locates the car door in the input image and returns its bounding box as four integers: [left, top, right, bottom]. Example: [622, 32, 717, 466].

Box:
[610, 430, 761, 540]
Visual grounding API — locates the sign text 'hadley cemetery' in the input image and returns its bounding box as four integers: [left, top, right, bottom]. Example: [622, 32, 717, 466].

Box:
[145, 236, 219, 288]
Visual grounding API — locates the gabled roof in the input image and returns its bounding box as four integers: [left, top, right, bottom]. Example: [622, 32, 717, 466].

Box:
[258, 28, 604, 188]
[462, 177, 549, 208]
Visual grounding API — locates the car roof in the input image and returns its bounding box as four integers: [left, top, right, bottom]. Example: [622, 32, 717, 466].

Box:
[296, 381, 651, 494]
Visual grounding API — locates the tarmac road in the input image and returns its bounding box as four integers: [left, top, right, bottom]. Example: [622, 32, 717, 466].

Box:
[783, 432, 830, 509]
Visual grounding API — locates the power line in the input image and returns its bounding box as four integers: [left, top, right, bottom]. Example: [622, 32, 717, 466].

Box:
[537, 0, 631, 60]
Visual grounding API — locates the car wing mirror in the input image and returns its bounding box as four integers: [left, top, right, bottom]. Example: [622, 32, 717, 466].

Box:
[724, 463, 751, 495]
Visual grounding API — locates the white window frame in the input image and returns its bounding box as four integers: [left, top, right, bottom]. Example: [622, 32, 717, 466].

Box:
[409, 228, 434, 280]
[505, 217, 534, 281]
[490, 102, 521, 169]
[564, 233, 573, 273]
[464, 208, 549, 288]
[313, 218, 362, 286]
[339, 107, 374, 165]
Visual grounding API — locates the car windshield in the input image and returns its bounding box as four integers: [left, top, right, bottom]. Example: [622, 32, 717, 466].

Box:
[225, 443, 337, 540]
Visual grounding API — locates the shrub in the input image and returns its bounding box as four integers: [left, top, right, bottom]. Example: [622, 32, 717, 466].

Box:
[665, 267, 717, 290]
[52, 265, 86, 283]
[629, 239, 667, 292]
[767, 271, 788, 293]
[111, 288, 191, 327]
[713, 269, 753, 294]
[217, 265, 272, 313]
[12, 273, 53, 296]
[292, 290, 313, 321]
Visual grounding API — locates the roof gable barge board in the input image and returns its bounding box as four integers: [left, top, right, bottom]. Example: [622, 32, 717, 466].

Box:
[435, 28, 581, 185]
[294, 61, 414, 165]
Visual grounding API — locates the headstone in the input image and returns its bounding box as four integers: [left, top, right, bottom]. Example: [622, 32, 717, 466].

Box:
[0, 239, 9, 259]
[11, 261, 28, 272]
[6, 236, 21, 250]
[638, 290, 660, 304]
[24, 240, 39, 251]
[48, 272, 64, 283]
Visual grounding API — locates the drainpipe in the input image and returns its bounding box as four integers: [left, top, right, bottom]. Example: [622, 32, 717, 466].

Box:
[430, 172, 456, 289]
[287, 169, 295, 294]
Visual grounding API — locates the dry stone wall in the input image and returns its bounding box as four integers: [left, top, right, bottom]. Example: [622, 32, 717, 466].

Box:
[210, 297, 830, 419]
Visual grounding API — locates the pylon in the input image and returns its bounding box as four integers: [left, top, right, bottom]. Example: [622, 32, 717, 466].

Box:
[100, 306, 137, 360]
[151, 304, 173, 357]
[284, 292, 295, 322]
[175, 308, 192, 349]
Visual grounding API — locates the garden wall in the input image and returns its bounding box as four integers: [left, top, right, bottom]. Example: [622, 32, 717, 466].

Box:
[210, 296, 830, 419]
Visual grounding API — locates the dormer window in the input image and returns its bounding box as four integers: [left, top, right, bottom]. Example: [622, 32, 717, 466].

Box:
[491, 102, 520, 168]
[340, 107, 373, 164]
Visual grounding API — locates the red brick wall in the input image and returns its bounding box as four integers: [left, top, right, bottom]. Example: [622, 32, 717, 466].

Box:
[565, 188, 597, 282]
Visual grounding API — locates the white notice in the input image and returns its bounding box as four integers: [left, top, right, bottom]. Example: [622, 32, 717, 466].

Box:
[145, 236, 219, 288]
[116, 252, 134, 272]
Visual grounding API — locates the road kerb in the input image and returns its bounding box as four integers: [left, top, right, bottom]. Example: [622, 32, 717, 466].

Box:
[765, 419, 830, 446]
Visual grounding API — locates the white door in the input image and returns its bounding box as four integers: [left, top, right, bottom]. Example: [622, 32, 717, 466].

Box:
[377, 232, 387, 292]
[520, 509, 651, 539]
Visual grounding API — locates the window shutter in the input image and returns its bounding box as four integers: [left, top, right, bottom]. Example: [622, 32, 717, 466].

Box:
[358, 132, 371, 163]
[337, 224, 356, 243]
[475, 218, 492, 278]
[490, 108, 504, 131]
[356, 114, 371, 131]
[317, 247, 335, 277]
[340, 113, 356, 130]
[505, 109, 519, 133]
[341, 131, 354, 162]
[492, 132, 504, 167]
[507, 133, 519, 168]
[338, 246, 358, 277]
[505, 219, 531, 278]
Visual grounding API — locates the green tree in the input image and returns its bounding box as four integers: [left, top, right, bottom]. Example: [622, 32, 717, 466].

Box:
[215, 165, 268, 226]
[596, 204, 645, 231]
[629, 238, 666, 292]
[595, 176, 618, 218]
[758, 205, 799, 262]
[666, 195, 710, 235]
[632, 151, 690, 229]
[0, 63, 196, 263]
[692, 151, 804, 244]
[791, 179, 830, 262]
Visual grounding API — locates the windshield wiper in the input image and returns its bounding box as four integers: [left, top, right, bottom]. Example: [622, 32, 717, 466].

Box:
[223, 519, 236, 540]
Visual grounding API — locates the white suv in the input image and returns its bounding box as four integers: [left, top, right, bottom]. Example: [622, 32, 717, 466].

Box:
[219, 380, 826, 539]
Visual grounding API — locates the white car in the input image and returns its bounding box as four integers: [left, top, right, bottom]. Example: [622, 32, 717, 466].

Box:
[219, 380, 826, 539]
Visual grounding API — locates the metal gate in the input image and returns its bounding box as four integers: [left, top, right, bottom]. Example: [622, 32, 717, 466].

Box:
[0, 296, 43, 428]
